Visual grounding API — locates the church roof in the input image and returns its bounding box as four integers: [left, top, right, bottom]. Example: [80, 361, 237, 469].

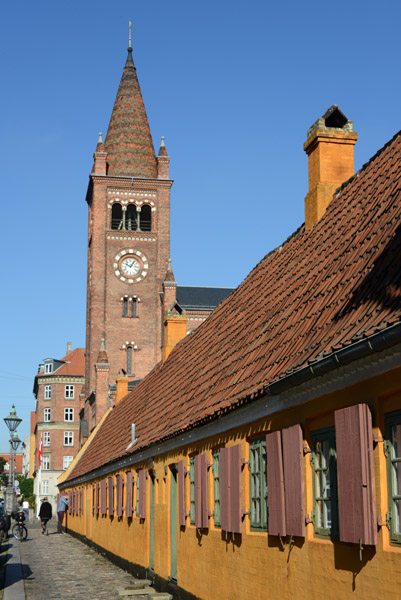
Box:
[104, 47, 157, 178]
[176, 286, 234, 311]
[66, 128, 401, 482]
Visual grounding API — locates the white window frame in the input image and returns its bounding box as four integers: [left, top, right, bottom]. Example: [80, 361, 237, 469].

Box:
[64, 408, 74, 422]
[42, 456, 50, 470]
[65, 385, 75, 399]
[44, 385, 51, 399]
[63, 456, 73, 470]
[64, 431, 74, 446]
[44, 408, 51, 422]
[43, 432, 50, 447]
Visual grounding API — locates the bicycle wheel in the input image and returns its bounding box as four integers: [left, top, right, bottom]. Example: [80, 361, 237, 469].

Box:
[12, 524, 27, 541]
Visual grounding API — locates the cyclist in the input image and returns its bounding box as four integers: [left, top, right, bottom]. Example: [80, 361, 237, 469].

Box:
[39, 497, 52, 535]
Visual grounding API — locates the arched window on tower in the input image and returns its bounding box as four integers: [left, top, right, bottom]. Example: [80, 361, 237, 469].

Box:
[127, 346, 133, 375]
[111, 204, 123, 230]
[140, 205, 152, 231]
[126, 205, 137, 231]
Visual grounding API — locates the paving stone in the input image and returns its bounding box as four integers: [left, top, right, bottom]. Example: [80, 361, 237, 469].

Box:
[18, 520, 136, 600]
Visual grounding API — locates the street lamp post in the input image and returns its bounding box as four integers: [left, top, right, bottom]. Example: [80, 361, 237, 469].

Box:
[3, 405, 22, 514]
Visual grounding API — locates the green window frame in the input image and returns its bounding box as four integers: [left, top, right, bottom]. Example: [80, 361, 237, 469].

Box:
[385, 410, 401, 544]
[310, 427, 338, 539]
[189, 457, 195, 525]
[212, 450, 221, 527]
[136, 472, 140, 517]
[249, 438, 268, 531]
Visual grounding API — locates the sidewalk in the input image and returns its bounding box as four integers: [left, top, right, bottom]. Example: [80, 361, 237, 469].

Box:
[7, 519, 137, 599]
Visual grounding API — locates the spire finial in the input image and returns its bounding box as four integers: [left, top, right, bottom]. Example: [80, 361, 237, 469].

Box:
[129, 20, 132, 49]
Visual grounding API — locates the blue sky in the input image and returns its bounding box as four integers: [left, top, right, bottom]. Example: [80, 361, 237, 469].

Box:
[1, 0, 400, 450]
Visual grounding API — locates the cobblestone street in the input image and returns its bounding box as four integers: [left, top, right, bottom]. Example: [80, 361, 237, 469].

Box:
[16, 520, 135, 599]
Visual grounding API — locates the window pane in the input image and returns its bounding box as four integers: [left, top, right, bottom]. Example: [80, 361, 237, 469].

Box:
[392, 462, 401, 496]
[395, 499, 401, 534]
[393, 424, 401, 458]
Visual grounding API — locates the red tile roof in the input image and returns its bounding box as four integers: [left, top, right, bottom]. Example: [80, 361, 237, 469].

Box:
[37, 347, 85, 377]
[67, 129, 401, 481]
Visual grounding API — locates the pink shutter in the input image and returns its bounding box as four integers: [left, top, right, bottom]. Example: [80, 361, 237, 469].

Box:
[108, 477, 114, 516]
[195, 455, 202, 528]
[138, 469, 146, 519]
[282, 424, 305, 537]
[126, 472, 133, 517]
[116, 475, 123, 517]
[96, 482, 100, 514]
[220, 447, 230, 531]
[266, 431, 286, 536]
[201, 453, 209, 529]
[100, 479, 107, 515]
[230, 445, 242, 534]
[178, 460, 186, 527]
[335, 404, 377, 545]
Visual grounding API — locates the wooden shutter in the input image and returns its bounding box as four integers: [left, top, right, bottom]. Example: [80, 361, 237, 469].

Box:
[230, 445, 242, 534]
[138, 469, 146, 519]
[116, 475, 123, 517]
[282, 424, 305, 537]
[178, 460, 186, 527]
[335, 404, 377, 545]
[126, 472, 133, 517]
[100, 479, 107, 515]
[220, 445, 242, 534]
[96, 482, 100, 515]
[108, 477, 114, 516]
[201, 453, 209, 529]
[195, 455, 202, 528]
[266, 430, 286, 537]
[220, 447, 230, 531]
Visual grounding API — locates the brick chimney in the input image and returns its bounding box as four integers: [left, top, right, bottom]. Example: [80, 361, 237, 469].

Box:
[304, 106, 357, 230]
[115, 369, 129, 404]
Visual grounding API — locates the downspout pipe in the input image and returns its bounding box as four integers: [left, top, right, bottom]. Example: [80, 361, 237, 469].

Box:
[266, 321, 401, 396]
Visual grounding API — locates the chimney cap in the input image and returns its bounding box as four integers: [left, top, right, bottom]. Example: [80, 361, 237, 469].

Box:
[306, 105, 354, 139]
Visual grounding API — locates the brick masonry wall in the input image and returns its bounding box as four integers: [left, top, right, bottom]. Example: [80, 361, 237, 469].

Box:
[84, 176, 172, 424]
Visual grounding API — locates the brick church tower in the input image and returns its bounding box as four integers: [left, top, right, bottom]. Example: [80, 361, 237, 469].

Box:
[82, 35, 172, 433]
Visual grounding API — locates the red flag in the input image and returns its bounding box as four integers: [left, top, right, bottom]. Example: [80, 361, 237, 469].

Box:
[38, 436, 43, 468]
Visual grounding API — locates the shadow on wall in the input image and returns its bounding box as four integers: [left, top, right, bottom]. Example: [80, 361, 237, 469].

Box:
[334, 542, 376, 591]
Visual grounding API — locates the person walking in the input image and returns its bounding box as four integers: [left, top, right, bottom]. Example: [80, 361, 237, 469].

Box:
[57, 494, 69, 534]
[39, 497, 52, 535]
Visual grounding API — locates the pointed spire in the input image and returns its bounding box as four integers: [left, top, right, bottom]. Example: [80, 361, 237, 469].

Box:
[96, 132, 105, 152]
[104, 24, 157, 177]
[158, 136, 168, 157]
[96, 337, 109, 363]
[164, 258, 175, 282]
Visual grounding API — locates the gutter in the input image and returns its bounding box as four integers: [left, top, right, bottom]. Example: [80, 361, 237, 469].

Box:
[266, 321, 401, 396]
[60, 320, 401, 490]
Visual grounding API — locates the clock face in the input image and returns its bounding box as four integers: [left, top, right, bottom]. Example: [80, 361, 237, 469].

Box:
[121, 257, 140, 276]
[113, 249, 149, 283]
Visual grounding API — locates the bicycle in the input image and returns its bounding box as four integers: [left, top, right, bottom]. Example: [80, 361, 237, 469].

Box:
[12, 510, 28, 541]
